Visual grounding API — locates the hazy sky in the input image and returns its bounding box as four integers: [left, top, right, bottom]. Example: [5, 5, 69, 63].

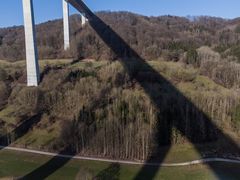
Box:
[0, 0, 240, 27]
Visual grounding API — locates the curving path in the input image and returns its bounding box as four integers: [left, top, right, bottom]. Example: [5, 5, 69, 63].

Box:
[0, 146, 240, 167]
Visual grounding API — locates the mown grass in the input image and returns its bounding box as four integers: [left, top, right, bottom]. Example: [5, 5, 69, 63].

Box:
[0, 149, 239, 180]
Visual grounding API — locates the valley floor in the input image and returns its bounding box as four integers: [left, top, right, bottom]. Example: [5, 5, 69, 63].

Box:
[0, 148, 239, 180]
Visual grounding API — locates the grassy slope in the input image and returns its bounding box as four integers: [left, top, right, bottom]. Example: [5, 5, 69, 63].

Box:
[0, 149, 239, 180]
[0, 59, 109, 149]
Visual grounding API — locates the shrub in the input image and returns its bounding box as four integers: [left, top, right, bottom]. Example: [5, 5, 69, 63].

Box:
[0, 68, 7, 81]
[75, 168, 94, 180]
[0, 81, 8, 105]
[235, 25, 240, 34]
[232, 104, 240, 128]
[185, 48, 199, 67]
[11, 87, 43, 115]
[229, 45, 240, 63]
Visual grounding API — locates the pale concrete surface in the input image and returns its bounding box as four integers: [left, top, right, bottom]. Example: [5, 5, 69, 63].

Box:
[63, 0, 70, 50]
[81, 14, 87, 26]
[22, 0, 40, 86]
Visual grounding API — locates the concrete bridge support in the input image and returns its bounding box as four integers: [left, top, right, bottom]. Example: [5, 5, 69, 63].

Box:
[81, 13, 87, 26]
[21, 0, 87, 86]
[63, 0, 70, 50]
[63, 0, 87, 50]
[22, 0, 40, 86]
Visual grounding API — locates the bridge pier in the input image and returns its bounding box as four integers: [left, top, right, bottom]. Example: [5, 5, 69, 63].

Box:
[63, 0, 70, 50]
[81, 14, 87, 26]
[63, 0, 87, 50]
[22, 0, 40, 86]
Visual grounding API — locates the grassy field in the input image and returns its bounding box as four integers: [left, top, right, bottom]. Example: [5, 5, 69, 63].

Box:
[0, 149, 239, 180]
[0, 59, 107, 70]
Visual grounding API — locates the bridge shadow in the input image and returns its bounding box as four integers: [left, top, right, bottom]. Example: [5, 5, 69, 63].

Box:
[68, 0, 240, 179]
[21, 86, 111, 179]
[21, 147, 75, 180]
[20, 0, 240, 179]
[0, 113, 42, 149]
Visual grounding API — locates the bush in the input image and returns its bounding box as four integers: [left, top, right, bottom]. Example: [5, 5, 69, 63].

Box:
[170, 69, 197, 82]
[229, 45, 240, 63]
[0, 81, 8, 105]
[200, 60, 240, 88]
[232, 104, 240, 128]
[235, 25, 240, 34]
[0, 68, 7, 81]
[11, 87, 43, 115]
[185, 48, 199, 67]
[75, 168, 94, 180]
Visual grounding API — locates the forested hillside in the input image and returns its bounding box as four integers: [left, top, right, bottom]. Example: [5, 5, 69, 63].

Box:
[1, 12, 240, 89]
[0, 59, 239, 160]
[0, 12, 240, 161]
[1, 12, 240, 63]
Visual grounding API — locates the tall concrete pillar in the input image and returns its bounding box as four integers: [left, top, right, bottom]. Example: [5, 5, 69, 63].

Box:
[63, 0, 70, 50]
[22, 0, 40, 86]
[81, 14, 86, 26]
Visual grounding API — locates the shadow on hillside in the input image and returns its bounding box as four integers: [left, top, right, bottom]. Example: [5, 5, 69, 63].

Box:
[40, 65, 64, 82]
[21, 0, 240, 179]
[0, 114, 42, 149]
[21, 86, 111, 179]
[66, 0, 240, 178]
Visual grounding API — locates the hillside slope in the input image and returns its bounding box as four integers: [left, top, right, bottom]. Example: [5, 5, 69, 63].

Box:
[0, 11, 239, 162]
[0, 59, 239, 161]
[1, 12, 240, 62]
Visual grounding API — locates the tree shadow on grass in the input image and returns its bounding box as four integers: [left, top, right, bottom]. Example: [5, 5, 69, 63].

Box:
[21, 0, 240, 179]
[94, 163, 120, 180]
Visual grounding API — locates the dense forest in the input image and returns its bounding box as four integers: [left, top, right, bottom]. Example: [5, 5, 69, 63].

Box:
[0, 12, 240, 161]
[1, 12, 240, 63]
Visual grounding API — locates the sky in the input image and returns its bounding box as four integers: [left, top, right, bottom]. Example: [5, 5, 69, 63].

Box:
[0, 0, 240, 27]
